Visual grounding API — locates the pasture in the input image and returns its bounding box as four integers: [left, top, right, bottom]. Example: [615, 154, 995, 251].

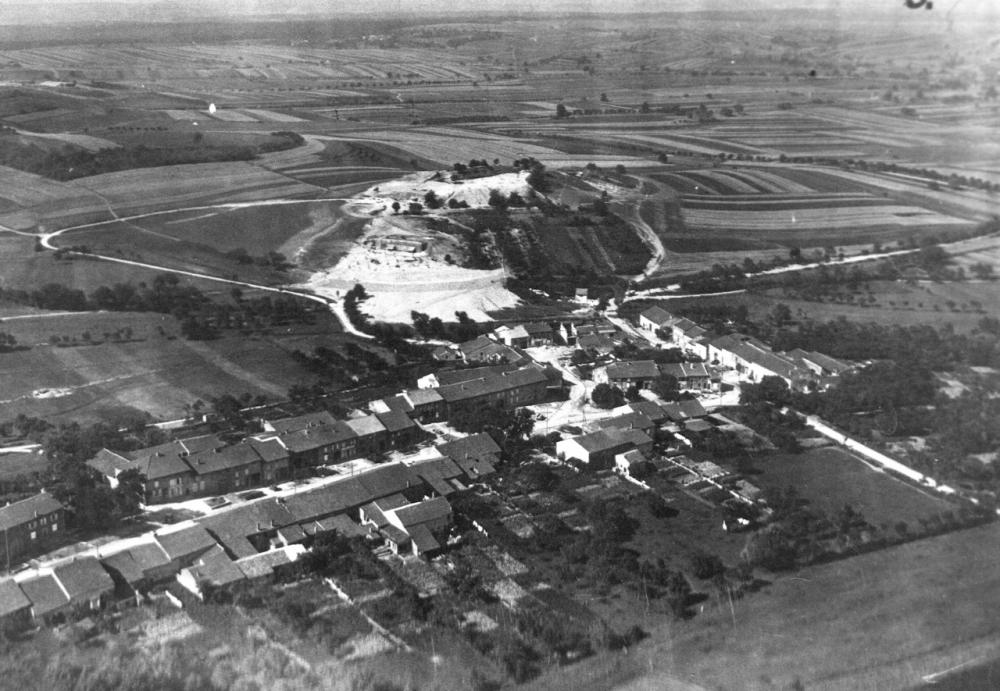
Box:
[752, 446, 952, 528]
[0, 319, 357, 423]
[532, 522, 1000, 691]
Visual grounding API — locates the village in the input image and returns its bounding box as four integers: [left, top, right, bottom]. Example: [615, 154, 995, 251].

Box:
[0, 294, 965, 676]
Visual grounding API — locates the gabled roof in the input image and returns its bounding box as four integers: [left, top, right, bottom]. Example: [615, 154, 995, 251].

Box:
[498, 324, 530, 340]
[0, 579, 30, 616]
[265, 411, 338, 434]
[577, 333, 616, 353]
[345, 415, 387, 438]
[409, 456, 463, 496]
[388, 496, 452, 529]
[605, 360, 660, 381]
[640, 305, 674, 326]
[86, 449, 133, 478]
[408, 524, 440, 554]
[283, 477, 370, 522]
[436, 366, 547, 403]
[683, 419, 714, 433]
[660, 362, 711, 379]
[567, 430, 631, 454]
[188, 442, 262, 476]
[185, 546, 245, 588]
[677, 398, 707, 418]
[0, 492, 63, 532]
[433, 364, 516, 386]
[375, 410, 417, 434]
[19, 574, 69, 616]
[437, 433, 502, 463]
[278, 421, 357, 453]
[522, 322, 554, 336]
[403, 388, 445, 407]
[356, 463, 419, 498]
[156, 525, 217, 561]
[53, 558, 114, 600]
[628, 400, 669, 423]
[247, 437, 289, 463]
[593, 412, 654, 432]
[236, 548, 293, 580]
[102, 549, 150, 584]
[306, 514, 368, 538]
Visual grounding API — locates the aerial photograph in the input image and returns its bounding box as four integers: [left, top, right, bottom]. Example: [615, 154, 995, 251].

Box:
[0, 0, 997, 688]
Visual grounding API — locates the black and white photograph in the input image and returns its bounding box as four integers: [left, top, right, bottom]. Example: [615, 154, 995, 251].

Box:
[0, 0, 997, 688]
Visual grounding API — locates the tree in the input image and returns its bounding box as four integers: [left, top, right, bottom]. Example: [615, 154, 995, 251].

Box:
[407, 201, 423, 215]
[600, 92, 608, 102]
[555, 103, 569, 118]
[423, 190, 442, 209]
[591, 383, 624, 409]
[391, 200, 400, 214]
[971, 262, 994, 280]
[526, 163, 550, 193]
[651, 373, 680, 401]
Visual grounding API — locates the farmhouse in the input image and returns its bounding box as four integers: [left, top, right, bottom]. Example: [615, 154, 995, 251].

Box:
[556, 428, 653, 469]
[628, 399, 671, 425]
[708, 333, 810, 388]
[418, 363, 516, 389]
[381, 496, 453, 557]
[661, 398, 708, 422]
[177, 545, 246, 600]
[458, 335, 527, 364]
[101, 542, 175, 594]
[0, 491, 64, 567]
[598, 360, 661, 389]
[400, 388, 448, 422]
[494, 322, 555, 347]
[591, 412, 656, 435]
[436, 433, 501, 480]
[436, 366, 549, 414]
[638, 305, 676, 333]
[660, 362, 713, 391]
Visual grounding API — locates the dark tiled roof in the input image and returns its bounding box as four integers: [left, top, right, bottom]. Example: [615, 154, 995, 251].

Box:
[434, 364, 516, 386]
[266, 411, 338, 434]
[282, 477, 369, 522]
[408, 524, 440, 553]
[628, 400, 669, 422]
[156, 525, 217, 561]
[344, 415, 387, 437]
[660, 362, 710, 379]
[236, 549, 292, 579]
[186, 546, 245, 588]
[437, 433, 501, 462]
[389, 496, 451, 529]
[0, 493, 62, 532]
[278, 421, 357, 453]
[53, 558, 113, 601]
[356, 463, 419, 498]
[605, 360, 660, 381]
[375, 410, 416, 433]
[188, 443, 262, 476]
[19, 574, 69, 617]
[0, 579, 30, 616]
[593, 412, 654, 432]
[640, 306, 674, 326]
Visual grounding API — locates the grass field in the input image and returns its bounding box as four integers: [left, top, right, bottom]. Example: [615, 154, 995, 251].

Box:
[752, 446, 953, 528]
[0, 313, 354, 423]
[529, 521, 1000, 691]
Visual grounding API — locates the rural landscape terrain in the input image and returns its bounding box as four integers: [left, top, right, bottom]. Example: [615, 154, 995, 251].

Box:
[0, 1, 998, 690]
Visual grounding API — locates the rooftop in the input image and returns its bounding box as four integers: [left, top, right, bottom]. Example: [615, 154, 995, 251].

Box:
[19, 574, 69, 617]
[53, 558, 114, 600]
[265, 411, 338, 435]
[640, 305, 674, 326]
[605, 360, 660, 381]
[156, 525, 218, 561]
[0, 492, 63, 532]
[0, 579, 30, 616]
[389, 496, 452, 529]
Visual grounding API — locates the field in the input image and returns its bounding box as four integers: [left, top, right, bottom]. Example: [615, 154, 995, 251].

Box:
[531, 522, 1000, 691]
[752, 446, 953, 528]
[0, 314, 360, 423]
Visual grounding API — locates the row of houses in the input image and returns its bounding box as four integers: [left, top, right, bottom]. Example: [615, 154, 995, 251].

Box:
[433, 319, 626, 364]
[555, 398, 710, 469]
[1, 435, 505, 630]
[595, 359, 714, 392]
[371, 364, 556, 423]
[639, 306, 851, 390]
[87, 408, 421, 505]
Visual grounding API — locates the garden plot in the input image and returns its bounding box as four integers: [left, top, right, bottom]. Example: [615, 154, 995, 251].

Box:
[682, 205, 968, 231]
